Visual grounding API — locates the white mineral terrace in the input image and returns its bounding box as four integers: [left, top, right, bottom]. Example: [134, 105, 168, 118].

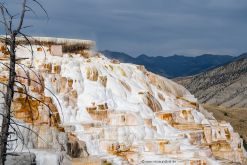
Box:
[0, 39, 246, 165]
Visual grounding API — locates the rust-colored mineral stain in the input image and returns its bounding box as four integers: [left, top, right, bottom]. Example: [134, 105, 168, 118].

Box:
[37, 47, 43, 51]
[210, 140, 232, 152]
[99, 76, 107, 87]
[0, 75, 8, 83]
[86, 106, 108, 121]
[190, 160, 207, 165]
[68, 79, 73, 88]
[157, 113, 173, 123]
[158, 92, 165, 101]
[86, 67, 99, 81]
[119, 80, 131, 92]
[13, 97, 40, 123]
[224, 128, 231, 140]
[144, 92, 162, 112]
[0, 45, 6, 51]
[111, 59, 120, 64]
[106, 142, 138, 164]
[97, 103, 108, 110]
[13, 95, 62, 129]
[79, 50, 90, 58]
[158, 140, 169, 153]
[172, 123, 203, 130]
[53, 65, 61, 74]
[43, 63, 52, 73]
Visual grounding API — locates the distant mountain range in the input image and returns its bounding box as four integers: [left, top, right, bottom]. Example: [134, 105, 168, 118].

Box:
[175, 54, 247, 108]
[101, 50, 235, 78]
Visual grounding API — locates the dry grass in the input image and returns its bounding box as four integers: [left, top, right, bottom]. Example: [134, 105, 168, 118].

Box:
[203, 104, 247, 149]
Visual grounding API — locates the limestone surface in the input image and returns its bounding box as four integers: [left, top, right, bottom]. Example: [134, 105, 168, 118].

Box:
[0, 37, 246, 165]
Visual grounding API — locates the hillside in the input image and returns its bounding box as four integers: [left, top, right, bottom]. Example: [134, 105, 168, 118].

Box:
[101, 50, 234, 78]
[175, 55, 247, 108]
[0, 37, 246, 165]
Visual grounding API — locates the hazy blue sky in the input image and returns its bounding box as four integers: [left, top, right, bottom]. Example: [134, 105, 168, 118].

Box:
[2, 0, 247, 56]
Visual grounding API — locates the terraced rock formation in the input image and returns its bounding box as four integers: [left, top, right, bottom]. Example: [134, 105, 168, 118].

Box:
[0, 37, 246, 165]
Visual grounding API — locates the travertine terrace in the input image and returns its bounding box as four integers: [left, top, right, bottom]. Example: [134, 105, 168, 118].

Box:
[0, 37, 246, 165]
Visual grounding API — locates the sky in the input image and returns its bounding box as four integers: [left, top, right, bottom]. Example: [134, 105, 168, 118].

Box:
[2, 0, 247, 57]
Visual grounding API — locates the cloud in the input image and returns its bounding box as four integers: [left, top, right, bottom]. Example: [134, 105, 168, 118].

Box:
[1, 0, 247, 56]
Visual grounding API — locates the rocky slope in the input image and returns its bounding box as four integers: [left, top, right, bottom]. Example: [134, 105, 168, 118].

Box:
[175, 56, 247, 108]
[0, 37, 246, 165]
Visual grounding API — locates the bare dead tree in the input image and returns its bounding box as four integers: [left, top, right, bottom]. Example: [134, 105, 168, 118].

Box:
[0, 1, 60, 164]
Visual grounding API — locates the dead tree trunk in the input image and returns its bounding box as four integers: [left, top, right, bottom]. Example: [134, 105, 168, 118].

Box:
[0, 1, 49, 164]
[0, 34, 16, 165]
